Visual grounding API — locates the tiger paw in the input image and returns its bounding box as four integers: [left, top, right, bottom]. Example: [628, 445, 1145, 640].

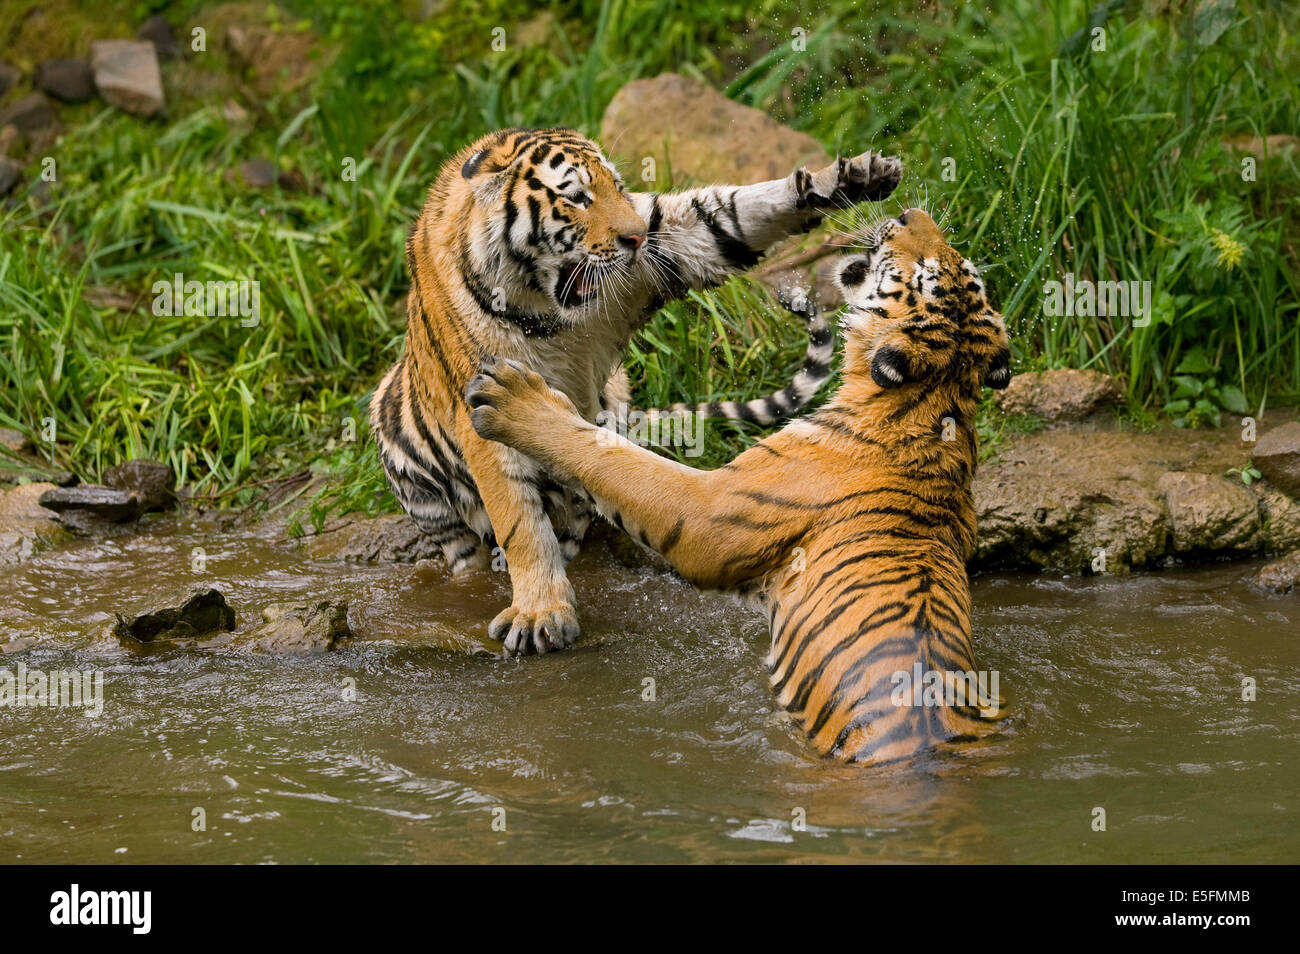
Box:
[467, 356, 576, 449]
[489, 601, 580, 655]
[800, 151, 902, 208]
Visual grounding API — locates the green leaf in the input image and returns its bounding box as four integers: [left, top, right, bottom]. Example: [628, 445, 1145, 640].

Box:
[1176, 348, 1213, 374]
[1219, 385, 1248, 414]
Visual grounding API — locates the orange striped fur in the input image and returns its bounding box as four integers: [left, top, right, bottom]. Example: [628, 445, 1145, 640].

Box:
[467, 209, 1011, 762]
[370, 127, 901, 655]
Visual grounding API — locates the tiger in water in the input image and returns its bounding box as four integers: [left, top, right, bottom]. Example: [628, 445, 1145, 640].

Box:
[370, 126, 902, 655]
[466, 208, 1011, 763]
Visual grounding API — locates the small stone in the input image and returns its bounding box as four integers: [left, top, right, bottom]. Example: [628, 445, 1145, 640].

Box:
[137, 14, 181, 61]
[276, 168, 306, 191]
[241, 600, 351, 654]
[113, 587, 236, 644]
[0, 93, 56, 135]
[1251, 421, 1300, 499]
[996, 368, 1123, 423]
[1, 636, 37, 654]
[91, 40, 165, 117]
[0, 124, 20, 157]
[35, 58, 95, 104]
[103, 459, 176, 512]
[1252, 550, 1300, 594]
[0, 482, 70, 567]
[38, 485, 141, 523]
[1157, 471, 1262, 553]
[0, 426, 32, 453]
[231, 157, 275, 188]
[0, 157, 22, 197]
[221, 99, 250, 123]
[0, 61, 20, 99]
[600, 74, 830, 185]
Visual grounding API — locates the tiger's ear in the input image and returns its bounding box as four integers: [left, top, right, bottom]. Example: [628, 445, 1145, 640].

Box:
[461, 148, 492, 178]
[984, 348, 1011, 390]
[835, 254, 872, 301]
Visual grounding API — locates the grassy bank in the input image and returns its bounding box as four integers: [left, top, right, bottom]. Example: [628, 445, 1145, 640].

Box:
[0, 0, 1296, 522]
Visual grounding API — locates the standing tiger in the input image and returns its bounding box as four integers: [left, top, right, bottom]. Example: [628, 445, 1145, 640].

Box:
[370, 126, 902, 655]
[466, 209, 1012, 763]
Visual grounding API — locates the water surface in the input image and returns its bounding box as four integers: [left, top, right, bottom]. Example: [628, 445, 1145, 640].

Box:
[1, 516, 1295, 863]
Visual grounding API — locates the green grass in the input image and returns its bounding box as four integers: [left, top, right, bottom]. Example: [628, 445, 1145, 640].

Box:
[1, 0, 1296, 523]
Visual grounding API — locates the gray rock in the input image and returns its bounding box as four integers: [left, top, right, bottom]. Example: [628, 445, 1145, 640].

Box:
[1157, 470, 1261, 552]
[1252, 550, 1300, 594]
[38, 485, 141, 525]
[238, 600, 351, 654]
[996, 368, 1123, 423]
[233, 157, 275, 188]
[0, 61, 20, 98]
[1256, 483, 1300, 553]
[1251, 421, 1300, 499]
[103, 459, 175, 512]
[600, 74, 829, 186]
[0, 93, 56, 135]
[306, 514, 449, 564]
[0, 426, 32, 453]
[137, 14, 181, 61]
[1, 636, 37, 654]
[35, 58, 95, 103]
[0, 482, 70, 566]
[0, 157, 21, 197]
[0, 124, 20, 157]
[91, 40, 165, 117]
[113, 587, 236, 644]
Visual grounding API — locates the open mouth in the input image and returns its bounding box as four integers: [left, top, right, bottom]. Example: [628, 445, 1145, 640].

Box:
[555, 260, 600, 308]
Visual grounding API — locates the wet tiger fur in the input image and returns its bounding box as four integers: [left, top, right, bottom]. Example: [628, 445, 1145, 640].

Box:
[466, 208, 1012, 763]
[370, 126, 902, 655]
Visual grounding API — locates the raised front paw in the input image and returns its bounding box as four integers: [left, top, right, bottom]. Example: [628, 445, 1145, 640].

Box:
[489, 601, 580, 654]
[467, 356, 575, 448]
[799, 151, 902, 208]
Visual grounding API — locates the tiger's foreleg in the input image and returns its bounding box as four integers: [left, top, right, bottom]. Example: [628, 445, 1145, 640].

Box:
[467, 358, 793, 590]
[458, 428, 580, 655]
[630, 151, 901, 296]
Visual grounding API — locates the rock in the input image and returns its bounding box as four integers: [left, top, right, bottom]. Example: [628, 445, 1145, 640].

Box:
[0, 427, 33, 454]
[0, 93, 56, 135]
[38, 485, 142, 524]
[996, 369, 1123, 423]
[34, 58, 95, 104]
[221, 98, 250, 124]
[237, 600, 351, 654]
[228, 157, 275, 188]
[91, 40, 165, 117]
[1252, 550, 1300, 594]
[0, 61, 20, 99]
[137, 14, 182, 61]
[1, 636, 37, 654]
[1255, 484, 1300, 553]
[600, 74, 829, 186]
[305, 514, 450, 564]
[113, 587, 236, 644]
[1251, 421, 1300, 498]
[0, 482, 70, 566]
[1156, 471, 1261, 553]
[0, 124, 20, 157]
[0, 157, 21, 197]
[103, 459, 175, 512]
[512, 12, 556, 46]
[225, 17, 327, 96]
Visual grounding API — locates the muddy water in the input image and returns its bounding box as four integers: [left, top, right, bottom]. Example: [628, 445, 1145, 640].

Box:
[1, 516, 1296, 863]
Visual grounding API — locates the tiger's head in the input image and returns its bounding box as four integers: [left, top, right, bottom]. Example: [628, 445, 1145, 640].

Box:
[834, 209, 1011, 396]
[450, 127, 647, 318]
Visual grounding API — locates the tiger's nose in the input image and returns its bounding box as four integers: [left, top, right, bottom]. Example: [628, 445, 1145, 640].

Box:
[618, 230, 647, 251]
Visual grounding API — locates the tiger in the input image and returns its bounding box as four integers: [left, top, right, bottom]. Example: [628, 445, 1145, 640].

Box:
[369, 126, 902, 656]
[465, 208, 1013, 763]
